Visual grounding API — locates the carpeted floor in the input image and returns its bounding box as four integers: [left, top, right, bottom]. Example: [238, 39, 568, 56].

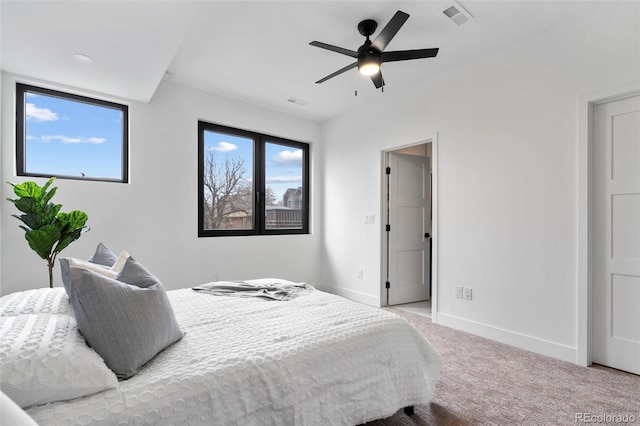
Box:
[365, 308, 640, 426]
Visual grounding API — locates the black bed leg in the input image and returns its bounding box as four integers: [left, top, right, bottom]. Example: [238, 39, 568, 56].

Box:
[403, 406, 415, 416]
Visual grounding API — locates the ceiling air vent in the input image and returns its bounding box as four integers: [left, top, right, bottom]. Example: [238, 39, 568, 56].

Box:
[287, 97, 308, 106]
[443, 2, 473, 26]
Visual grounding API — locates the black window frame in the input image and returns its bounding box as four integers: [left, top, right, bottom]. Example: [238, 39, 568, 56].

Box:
[198, 121, 310, 237]
[16, 83, 129, 183]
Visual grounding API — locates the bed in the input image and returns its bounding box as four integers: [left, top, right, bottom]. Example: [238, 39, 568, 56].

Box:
[0, 251, 441, 426]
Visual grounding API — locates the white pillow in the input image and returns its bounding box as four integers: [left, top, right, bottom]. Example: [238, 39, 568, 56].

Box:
[67, 250, 130, 279]
[0, 312, 118, 408]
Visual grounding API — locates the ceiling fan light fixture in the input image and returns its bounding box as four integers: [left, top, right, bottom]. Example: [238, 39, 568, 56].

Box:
[358, 50, 381, 76]
[358, 61, 380, 76]
[310, 10, 439, 89]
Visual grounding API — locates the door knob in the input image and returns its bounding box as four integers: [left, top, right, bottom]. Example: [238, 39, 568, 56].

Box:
[424, 233, 431, 238]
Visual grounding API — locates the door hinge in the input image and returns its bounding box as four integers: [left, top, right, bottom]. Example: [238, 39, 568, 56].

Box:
[385, 281, 390, 289]
[386, 224, 391, 232]
[386, 167, 391, 175]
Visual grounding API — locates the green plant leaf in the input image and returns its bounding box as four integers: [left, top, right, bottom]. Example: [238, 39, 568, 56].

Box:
[12, 181, 42, 199]
[41, 177, 56, 194]
[12, 203, 61, 230]
[54, 210, 89, 254]
[54, 227, 85, 254]
[56, 211, 70, 229]
[25, 225, 60, 260]
[43, 203, 62, 224]
[17, 212, 40, 230]
[65, 210, 88, 230]
[13, 197, 41, 214]
[42, 186, 58, 205]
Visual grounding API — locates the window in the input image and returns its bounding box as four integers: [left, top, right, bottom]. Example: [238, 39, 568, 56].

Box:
[198, 121, 310, 237]
[16, 83, 129, 183]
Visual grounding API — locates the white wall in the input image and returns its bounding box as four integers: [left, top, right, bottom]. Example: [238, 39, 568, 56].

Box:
[319, 2, 640, 363]
[1, 76, 321, 295]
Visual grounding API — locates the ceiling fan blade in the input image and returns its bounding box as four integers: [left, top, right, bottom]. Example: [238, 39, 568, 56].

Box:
[370, 71, 385, 89]
[381, 48, 439, 63]
[309, 41, 358, 58]
[315, 62, 358, 84]
[371, 10, 409, 52]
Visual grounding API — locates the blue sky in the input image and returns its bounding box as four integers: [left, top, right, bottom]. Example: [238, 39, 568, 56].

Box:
[24, 92, 124, 180]
[25, 90, 303, 200]
[203, 131, 303, 204]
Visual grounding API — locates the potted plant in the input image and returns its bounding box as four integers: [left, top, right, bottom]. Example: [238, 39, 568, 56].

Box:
[6, 177, 89, 288]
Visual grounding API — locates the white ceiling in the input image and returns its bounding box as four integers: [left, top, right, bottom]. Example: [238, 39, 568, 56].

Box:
[1, 1, 607, 122]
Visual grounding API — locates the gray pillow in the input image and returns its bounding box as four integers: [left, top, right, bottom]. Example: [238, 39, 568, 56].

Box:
[118, 256, 160, 289]
[87, 242, 118, 267]
[65, 257, 184, 379]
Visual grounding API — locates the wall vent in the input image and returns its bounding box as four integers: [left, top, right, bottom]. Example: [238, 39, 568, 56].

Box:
[443, 2, 473, 26]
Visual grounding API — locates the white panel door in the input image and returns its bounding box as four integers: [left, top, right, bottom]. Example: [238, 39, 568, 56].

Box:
[592, 94, 640, 375]
[388, 152, 431, 305]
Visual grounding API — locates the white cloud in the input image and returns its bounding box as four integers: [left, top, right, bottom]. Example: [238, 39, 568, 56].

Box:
[266, 175, 302, 184]
[26, 103, 58, 122]
[272, 149, 302, 165]
[85, 137, 106, 144]
[209, 141, 237, 152]
[41, 135, 106, 144]
[42, 135, 80, 143]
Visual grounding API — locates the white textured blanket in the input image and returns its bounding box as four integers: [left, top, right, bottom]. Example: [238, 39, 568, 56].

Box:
[27, 280, 441, 425]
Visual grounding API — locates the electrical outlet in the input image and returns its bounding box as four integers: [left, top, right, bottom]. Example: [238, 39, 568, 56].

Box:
[464, 287, 473, 300]
[357, 269, 364, 279]
[455, 286, 463, 299]
[364, 215, 375, 224]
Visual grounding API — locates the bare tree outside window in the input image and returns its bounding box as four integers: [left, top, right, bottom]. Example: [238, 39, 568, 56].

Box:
[198, 121, 309, 237]
[266, 186, 280, 206]
[202, 151, 253, 230]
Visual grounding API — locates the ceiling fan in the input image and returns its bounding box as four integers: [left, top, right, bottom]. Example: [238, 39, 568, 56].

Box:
[310, 10, 439, 90]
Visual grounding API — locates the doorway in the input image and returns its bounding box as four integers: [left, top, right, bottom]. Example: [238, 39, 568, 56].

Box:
[590, 93, 640, 375]
[381, 139, 437, 319]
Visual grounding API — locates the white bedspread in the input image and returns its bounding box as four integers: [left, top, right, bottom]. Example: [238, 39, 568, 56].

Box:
[27, 283, 441, 425]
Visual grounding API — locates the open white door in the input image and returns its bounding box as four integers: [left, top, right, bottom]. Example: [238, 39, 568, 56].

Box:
[387, 152, 431, 305]
[592, 94, 640, 375]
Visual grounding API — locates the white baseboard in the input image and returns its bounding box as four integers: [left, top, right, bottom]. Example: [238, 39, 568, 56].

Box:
[316, 283, 380, 307]
[436, 313, 577, 364]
